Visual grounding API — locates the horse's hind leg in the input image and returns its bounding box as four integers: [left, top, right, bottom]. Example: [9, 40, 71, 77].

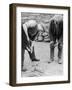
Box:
[58, 37, 63, 64]
[48, 41, 55, 63]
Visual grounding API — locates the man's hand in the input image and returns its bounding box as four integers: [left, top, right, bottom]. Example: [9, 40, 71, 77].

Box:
[26, 47, 31, 52]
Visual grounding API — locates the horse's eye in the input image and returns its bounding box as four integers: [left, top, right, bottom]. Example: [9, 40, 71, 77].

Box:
[52, 20, 54, 23]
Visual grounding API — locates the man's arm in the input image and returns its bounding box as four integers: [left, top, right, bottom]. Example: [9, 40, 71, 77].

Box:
[23, 23, 29, 41]
[23, 23, 31, 52]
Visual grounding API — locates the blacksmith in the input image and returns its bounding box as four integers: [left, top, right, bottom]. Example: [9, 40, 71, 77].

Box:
[22, 20, 40, 71]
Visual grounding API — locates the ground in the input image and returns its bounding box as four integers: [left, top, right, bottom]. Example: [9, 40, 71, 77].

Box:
[21, 42, 63, 77]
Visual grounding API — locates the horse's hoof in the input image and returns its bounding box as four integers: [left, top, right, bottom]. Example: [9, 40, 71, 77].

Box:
[48, 60, 52, 63]
[58, 59, 62, 64]
[48, 58, 54, 63]
[48, 61, 51, 63]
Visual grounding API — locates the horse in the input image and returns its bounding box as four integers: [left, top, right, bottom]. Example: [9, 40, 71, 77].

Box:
[48, 15, 63, 64]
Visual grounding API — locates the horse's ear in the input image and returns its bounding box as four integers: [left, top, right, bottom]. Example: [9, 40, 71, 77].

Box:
[52, 20, 55, 23]
[56, 21, 58, 25]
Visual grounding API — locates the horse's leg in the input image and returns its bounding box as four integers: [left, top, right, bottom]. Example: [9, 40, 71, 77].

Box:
[48, 41, 55, 63]
[50, 41, 55, 61]
[58, 37, 63, 64]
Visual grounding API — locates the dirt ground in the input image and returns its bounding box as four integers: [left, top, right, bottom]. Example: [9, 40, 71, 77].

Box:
[21, 42, 63, 77]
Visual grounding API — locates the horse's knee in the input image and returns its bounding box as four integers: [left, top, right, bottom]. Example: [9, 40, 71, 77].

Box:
[50, 41, 55, 49]
[58, 43, 63, 50]
[58, 43, 63, 59]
